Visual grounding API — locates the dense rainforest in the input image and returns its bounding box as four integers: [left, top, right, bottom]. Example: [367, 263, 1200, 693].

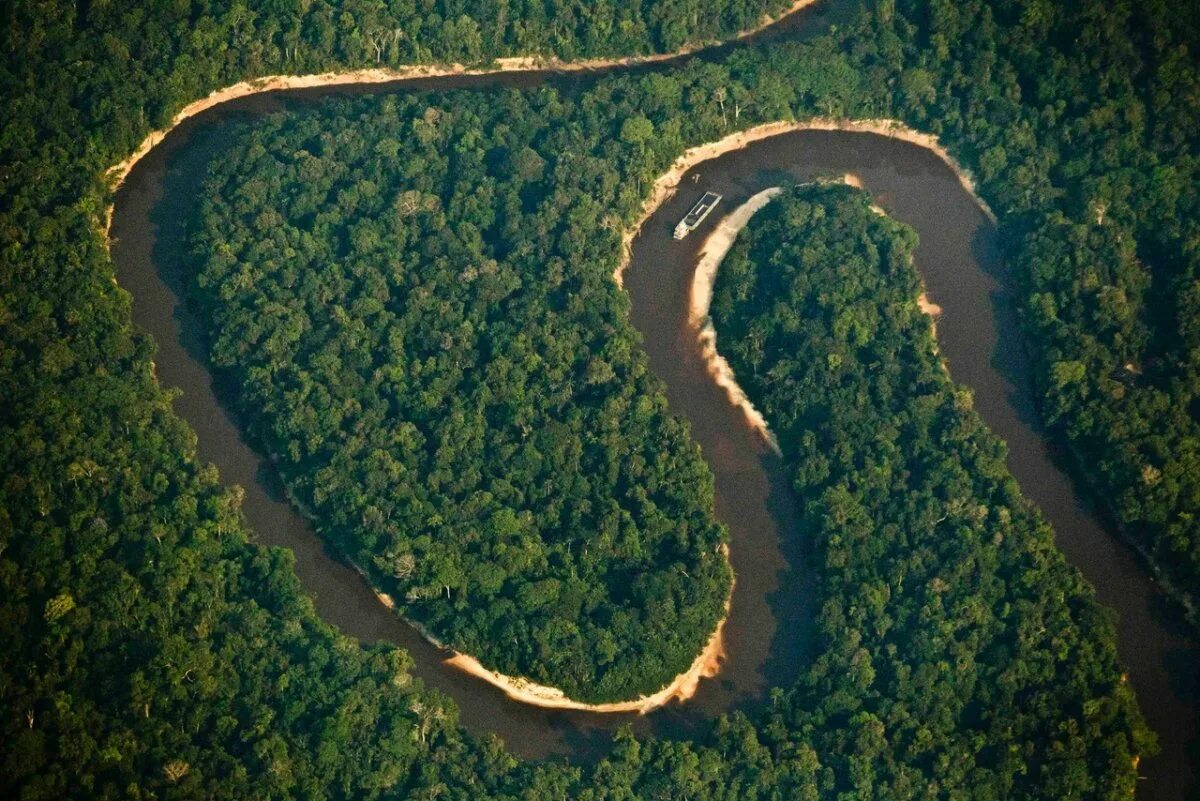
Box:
[1, 0, 1197, 797]
[871, 0, 1200, 620]
[710, 181, 1154, 798]
[186, 93, 732, 700]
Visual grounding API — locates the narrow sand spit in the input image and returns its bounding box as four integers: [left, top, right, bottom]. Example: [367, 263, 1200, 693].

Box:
[690, 187, 785, 455]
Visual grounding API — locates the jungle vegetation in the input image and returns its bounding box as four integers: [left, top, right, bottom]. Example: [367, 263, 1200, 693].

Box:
[2, 0, 1196, 797]
[187, 92, 733, 701]
[710, 182, 1154, 799]
[872, 0, 1200, 619]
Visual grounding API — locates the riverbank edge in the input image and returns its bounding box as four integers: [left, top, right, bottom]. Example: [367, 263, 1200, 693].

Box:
[344, 554, 730, 713]
[100, 0, 818, 238]
[441, 554, 731, 714]
[613, 117, 997, 290]
[690, 187, 786, 455]
[282, 465, 733, 713]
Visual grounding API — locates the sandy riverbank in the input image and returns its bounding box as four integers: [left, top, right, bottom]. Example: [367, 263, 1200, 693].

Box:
[690, 187, 785, 455]
[917, 292, 943, 318]
[614, 117, 995, 287]
[684, 174, 956, 454]
[350, 554, 731, 713]
[101, 0, 818, 238]
[444, 558, 731, 713]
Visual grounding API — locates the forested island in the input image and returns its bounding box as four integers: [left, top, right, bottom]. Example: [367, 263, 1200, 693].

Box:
[2, 0, 1199, 798]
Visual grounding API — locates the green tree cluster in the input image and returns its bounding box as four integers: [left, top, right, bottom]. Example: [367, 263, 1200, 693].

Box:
[857, 0, 1200, 622]
[709, 183, 1154, 798]
[186, 91, 732, 701]
[1, 0, 1189, 796]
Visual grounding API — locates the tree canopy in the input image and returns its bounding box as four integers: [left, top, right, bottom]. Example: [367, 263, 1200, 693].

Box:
[186, 89, 732, 701]
[710, 182, 1154, 798]
[3, 0, 1197, 797]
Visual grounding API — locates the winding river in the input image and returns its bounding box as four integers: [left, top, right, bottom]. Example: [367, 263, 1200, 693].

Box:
[107, 3, 1198, 797]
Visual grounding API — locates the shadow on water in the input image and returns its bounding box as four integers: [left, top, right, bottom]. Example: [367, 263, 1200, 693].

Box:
[967, 224, 1043, 431]
[757, 448, 821, 693]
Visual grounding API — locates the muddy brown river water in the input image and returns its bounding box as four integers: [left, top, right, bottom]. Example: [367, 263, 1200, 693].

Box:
[107, 4, 1198, 796]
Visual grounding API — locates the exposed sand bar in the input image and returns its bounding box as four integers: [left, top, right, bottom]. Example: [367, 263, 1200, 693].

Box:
[352, 553, 731, 713]
[690, 187, 785, 455]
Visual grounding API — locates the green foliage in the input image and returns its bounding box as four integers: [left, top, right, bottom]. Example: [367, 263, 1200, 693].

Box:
[861, 0, 1200, 620]
[186, 91, 732, 701]
[710, 183, 1155, 797]
[1, 0, 1190, 796]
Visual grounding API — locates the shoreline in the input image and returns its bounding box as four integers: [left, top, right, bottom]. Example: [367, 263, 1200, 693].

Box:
[444, 550, 732, 713]
[351, 553, 731, 713]
[614, 117, 995, 287]
[101, 0, 818, 239]
[690, 187, 785, 455]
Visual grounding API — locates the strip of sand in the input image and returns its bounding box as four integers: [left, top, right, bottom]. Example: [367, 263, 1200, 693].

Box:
[102, 0, 818, 238]
[444, 561, 731, 713]
[351, 552, 730, 713]
[690, 187, 785, 455]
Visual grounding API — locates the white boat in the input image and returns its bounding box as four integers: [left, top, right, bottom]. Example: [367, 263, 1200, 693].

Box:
[674, 192, 722, 239]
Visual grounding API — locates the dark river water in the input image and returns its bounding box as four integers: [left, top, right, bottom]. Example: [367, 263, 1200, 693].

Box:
[107, 3, 1198, 796]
